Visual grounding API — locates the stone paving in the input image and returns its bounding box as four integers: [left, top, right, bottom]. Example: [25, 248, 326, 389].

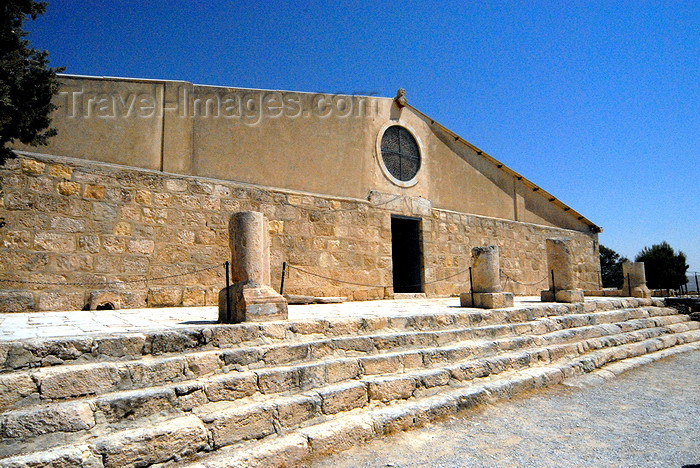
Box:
[0, 296, 612, 341]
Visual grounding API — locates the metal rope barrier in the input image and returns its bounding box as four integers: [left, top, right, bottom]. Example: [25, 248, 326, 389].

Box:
[499, 269, 549, 286]
[578, 278, 604, 288]
[286, 263, 471, 289]
[0, 263, 224, 287]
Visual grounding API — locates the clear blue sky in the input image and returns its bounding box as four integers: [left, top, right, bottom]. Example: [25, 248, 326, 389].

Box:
[27, 0, 700, 272]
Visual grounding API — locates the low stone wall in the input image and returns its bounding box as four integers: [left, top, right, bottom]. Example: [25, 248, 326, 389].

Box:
[0, 152, 600, 312]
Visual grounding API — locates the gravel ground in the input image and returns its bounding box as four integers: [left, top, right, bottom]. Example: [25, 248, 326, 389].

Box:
[311, 351, 700, 468]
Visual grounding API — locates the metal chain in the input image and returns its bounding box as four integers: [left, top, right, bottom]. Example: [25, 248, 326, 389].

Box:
[499, 269, 549, 286]
[287, 263, 471, 289]
[501, 270, 602, 289]
[0, 263, 224, 287]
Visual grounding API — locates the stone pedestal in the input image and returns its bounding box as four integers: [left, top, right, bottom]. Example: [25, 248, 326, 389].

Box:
[218, 211, 288, 323]
[540, 289, 585, 303]
[460, 246, 513, 308]
[540, 238, 584, 303]
[460, 291, 514, 308]
[622, 261, 651, 298]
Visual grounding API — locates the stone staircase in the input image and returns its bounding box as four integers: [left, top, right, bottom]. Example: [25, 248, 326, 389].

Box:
[0, 298, 698, 468]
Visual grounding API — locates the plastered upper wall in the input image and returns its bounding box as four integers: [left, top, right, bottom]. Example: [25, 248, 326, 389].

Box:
[15, 75, 597, 233]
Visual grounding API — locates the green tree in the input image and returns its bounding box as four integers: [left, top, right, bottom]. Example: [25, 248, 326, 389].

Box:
[599, 244, 628, 289]
[0, 0, 63, 165]
[635, 241, 689, 290]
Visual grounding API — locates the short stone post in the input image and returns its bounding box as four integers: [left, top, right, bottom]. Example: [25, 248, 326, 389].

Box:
[218, 211, 288, 323]
[622, 261, 651, 298]
[540, 238, 584, 303]
[460, 246, 513, 308]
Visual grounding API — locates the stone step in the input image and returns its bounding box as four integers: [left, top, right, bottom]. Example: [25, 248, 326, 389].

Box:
[0, 300, 700, 466]
[0, 299, 665, 373]
[0, 305, 684, 413]
[1, 306, 690, 421]
[181, 339, 700, 468]
[0, 414, 210, 468]
[2, 318, 695, 460]
[5, 327, 698, 468]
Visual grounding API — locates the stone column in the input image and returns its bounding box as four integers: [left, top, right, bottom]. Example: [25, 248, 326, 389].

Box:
[622, 261, 651, 298]
[218, 211, 287, 323]
[460, 246, 513, 308]
[540, 238, 584, 303]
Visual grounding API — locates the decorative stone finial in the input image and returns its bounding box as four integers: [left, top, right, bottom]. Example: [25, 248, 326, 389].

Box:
[394, 88, 408, 108]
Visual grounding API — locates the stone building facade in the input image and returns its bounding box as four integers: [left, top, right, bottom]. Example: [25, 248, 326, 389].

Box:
[0, 75, 601, 312]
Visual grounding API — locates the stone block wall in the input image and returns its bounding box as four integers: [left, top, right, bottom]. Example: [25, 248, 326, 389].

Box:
[0, 153, 600, 312]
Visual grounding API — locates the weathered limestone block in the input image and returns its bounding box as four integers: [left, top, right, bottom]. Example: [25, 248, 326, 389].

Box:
[326, 317, 363, 336]
[94, 388, 176, 423]
[186, 352, 222, 377]
[325, 359, 361, 383]
[198, 403, 275, 449]
[460, 246, 513, 309]
[175, 385, 209, 412]
[411, 196, 432, 216]
[256, 367, 298, 394]
[0, 402, 96, 438]
[318, 381, 368, 414]
[540, 238, 584, 303]
[0, 444, 103, 468]
[37, 291, 85, 311]
[35, 232, 76, 252]
[541, 288, 585, 303]
[360, 354, 402, 374]
[460, 291, 514, 309]
[3, 342, 41, 369]
[274, 394, 321, 427]
[147, 330, 204, 354]
[212, 433, 310, 468]
[128, 356, 186, 387]
[298, 363, 326, 389]
[412, 394, 459, 423]
[420, 369, 451, 388]
[183, 287, 206, 306]
[37, 363, 126, 399]
[95, 415, 209, 467]
[0, 290, 35, 313]
[219, 211, 288, 323]
[622, 261, 651, 298]
[48, 163, 72, 180]
[302, 414, 375, 457]
[21, 158, 45, 175]
[203, 372, 258, 402]
[400, 351, 424, 369]
[372, 405, 416, 434]
[0, 373, 38, 412]
[334, 336, 374, 353]
[147, 287, 182, 307]
[57, 180, 81, 196]
[261, 342, 310, 365]
[219, 282, 289, 323]
[83, 184, 105, 199]
[367, 375, 416, 402]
